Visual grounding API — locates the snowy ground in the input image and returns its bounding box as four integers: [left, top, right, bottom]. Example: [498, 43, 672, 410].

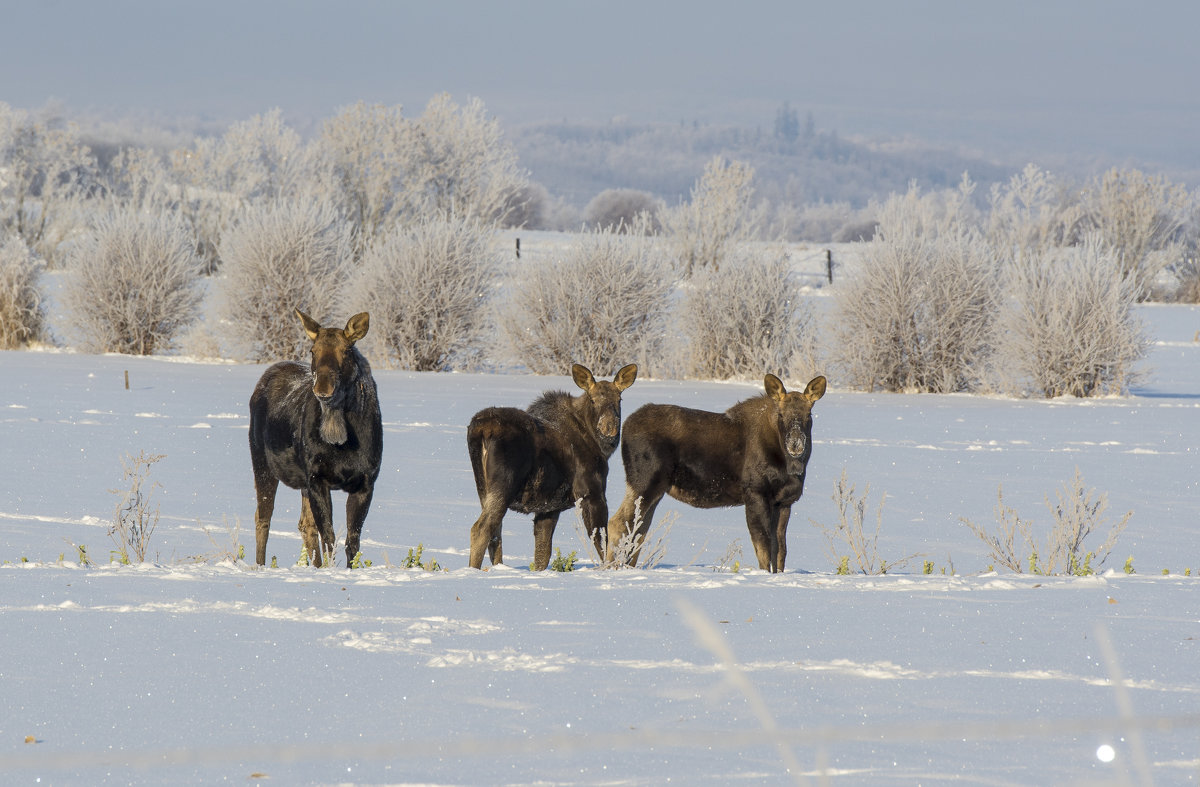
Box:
[0, 294, 1197, 785]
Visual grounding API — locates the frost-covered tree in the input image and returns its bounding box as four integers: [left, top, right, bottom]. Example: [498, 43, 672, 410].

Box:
[170, 109, 310, 270]
[992, 237, 1149, 397]
[0, 233, 45, 348]
[660, 157, 764, 275]
[497, 222, 673, 375]
[218, 199, 353, 362]
[401, 94, 528, 224]
[311, 102, 413, 255]
[61, 211, 203, 355]
[1078, 167, 1191, 299]
[0, 103, 97, 266]
[343, 214, 496, 371]
[987, 163, 1085, 255]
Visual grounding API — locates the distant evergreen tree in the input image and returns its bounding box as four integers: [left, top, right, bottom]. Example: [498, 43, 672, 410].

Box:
[774, 102, 800, 143]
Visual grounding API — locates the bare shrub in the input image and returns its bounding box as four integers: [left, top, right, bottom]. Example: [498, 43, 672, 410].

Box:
[675, 246, 816, 381]
[1078, 167, 1191, 300]
[810, 468, 919, 575]
[219, 199, 352, 362]
[109, 451, 165, 564]
[0, 233, 46, 348]
[961, 469, 1131, 575]
[992, 236, 1149, 398]
[584, 188, 662, 233]
[832, 182, 999, 393]
[62, 210, 203, 355]
[496, 222, 673, 375]
[344, 214, 496, 371]
[660, 156, 764, 275]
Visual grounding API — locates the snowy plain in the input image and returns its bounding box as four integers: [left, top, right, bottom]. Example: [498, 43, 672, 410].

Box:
[0, 243, 1198, 785]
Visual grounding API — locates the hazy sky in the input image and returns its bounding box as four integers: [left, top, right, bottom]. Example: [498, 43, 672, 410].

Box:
[4, 0, 1199, 171]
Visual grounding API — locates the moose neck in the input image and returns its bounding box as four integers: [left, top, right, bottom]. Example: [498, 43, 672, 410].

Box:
[314, 350, 369, 446]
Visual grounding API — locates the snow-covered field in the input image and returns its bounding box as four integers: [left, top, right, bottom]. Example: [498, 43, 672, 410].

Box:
[1, 290, 1198, 785]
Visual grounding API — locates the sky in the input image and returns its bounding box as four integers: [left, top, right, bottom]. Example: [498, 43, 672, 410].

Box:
[4, 0, 1200, 171]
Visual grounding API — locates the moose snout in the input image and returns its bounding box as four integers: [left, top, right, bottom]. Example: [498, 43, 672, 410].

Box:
[312, 375, 337, 401]
[784, 430, 808, 457]
[597, 412, 620, 438]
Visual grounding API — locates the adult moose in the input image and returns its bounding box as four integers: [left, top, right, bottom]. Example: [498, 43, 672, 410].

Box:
[467, 363, 638, 570]
[609, 374, 826, 572]
[249, 309, 383, 567]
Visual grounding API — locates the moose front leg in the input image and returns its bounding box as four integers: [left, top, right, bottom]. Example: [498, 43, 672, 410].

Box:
[530, 511, 561, 571]
[773, 506, 792, 573]
[744, 496, 781, 572]
[344, 484, 374, 567]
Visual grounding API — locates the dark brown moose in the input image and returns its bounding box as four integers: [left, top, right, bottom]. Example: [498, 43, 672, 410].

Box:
[609, 374, 826, 572]
[249, 309, 383, 567]
[466, 363, 638, 570]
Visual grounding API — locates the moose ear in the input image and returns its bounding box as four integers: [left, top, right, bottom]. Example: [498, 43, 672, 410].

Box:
[764, 373, 786, 402]
[296, 308, 321, 341]
[344, 312, 370, 343]
[613, 364, 638, 391]
[803, 375, 828, 404]
[571, 364, 596, 391]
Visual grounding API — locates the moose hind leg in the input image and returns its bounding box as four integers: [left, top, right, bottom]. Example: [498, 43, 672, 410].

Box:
[469, 493, 506, 569]
[252, 473, 279, 567]
[298, 494, 321, 565]
[530, 511, 561, 571]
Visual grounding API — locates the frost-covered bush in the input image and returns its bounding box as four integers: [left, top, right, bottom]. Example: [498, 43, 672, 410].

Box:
[62, 211, 203, 355]
[992, 237, 1149, 398]
[497, 225, 674, 375]
[675, 247, 816, 381]
[0, 233, 45, 348]
[343, 214, 496, 371]
[832, 183, 999, 393]
[583, 189, 662, 233]
[219, 199, 352, 362]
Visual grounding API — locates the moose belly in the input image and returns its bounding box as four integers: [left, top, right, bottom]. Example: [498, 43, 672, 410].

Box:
[668, 481, 742, 509]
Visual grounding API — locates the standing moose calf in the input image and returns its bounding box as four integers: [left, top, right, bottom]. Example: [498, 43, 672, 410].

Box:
[249, 309, 383, 567]
[610, 374, 826, 572]
[467, 363, 637, 570]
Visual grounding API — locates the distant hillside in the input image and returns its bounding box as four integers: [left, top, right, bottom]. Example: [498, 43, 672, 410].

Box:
[509, 116, 1014, 212]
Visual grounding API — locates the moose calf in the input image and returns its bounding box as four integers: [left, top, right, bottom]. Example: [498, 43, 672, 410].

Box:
[249, 309, 383, 567]
[610, 374, 826, 572]
[466, 363, 637, 570]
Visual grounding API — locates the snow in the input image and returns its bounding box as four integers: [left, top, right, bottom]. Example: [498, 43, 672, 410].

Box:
[1, 301, 1198, 785]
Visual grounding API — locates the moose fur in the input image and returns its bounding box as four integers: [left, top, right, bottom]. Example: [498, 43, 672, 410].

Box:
[249, 309, 383, 567]
[609, 374, 826, 572]
[467, 363, 638, 570]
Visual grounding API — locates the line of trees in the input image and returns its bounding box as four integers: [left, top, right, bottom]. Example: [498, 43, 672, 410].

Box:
[1, 99, 1196, 399]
